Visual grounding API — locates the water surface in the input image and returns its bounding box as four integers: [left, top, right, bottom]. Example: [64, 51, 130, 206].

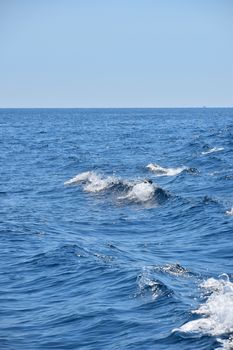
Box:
[1, 108, 233, 349]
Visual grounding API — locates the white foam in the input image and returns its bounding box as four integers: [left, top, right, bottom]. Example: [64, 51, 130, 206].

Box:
[64, 171, 118, 192]
[216, 336, 233, 349]
[201, 147, 224, 155]
[146, 163, 185, 176]
[176, 276, 233, 340]
[119, 181, 155, 202]
[65, 172, 165, 203]
[64, 171, 92, 185]
[226, 208, 233, 216]
[161, 263, 189, 277]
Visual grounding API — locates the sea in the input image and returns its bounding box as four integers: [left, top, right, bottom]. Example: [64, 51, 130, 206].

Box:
[1, 108, 233, 350]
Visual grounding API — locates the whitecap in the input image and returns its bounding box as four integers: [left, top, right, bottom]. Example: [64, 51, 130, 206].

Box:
[216, 336, 233, 350]
[201, 147, 224, 155]
[146, 163, 186, 176]
[161, 263, 189, 277]
[83, 173, 117, 193]
[226, 208, 233, 216]
[118, 180, 156, 203]
[64, 171, 120, 192]
[174, 275, 233, 343]
[65, 172, 168, 204]
[64, 171, 93, 185]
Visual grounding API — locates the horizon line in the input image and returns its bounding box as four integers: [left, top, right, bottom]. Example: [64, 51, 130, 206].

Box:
[0, 106, 233, 109]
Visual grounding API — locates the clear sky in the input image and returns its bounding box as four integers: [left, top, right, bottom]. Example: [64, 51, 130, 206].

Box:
[0, 0, 232, 107]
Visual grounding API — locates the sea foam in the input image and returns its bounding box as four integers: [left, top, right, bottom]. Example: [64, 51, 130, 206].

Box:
[201, 147, 224, 155]
[226, 208, 233, 216]
[119, 181, 156, 202]
[64, 171, 120, 192]
[65, 172, 167, 203]
[146, 163, 186, 176]
[175, 276, 233, 347]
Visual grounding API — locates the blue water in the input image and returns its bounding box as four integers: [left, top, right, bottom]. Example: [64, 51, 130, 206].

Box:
[1, 108, 233, 350]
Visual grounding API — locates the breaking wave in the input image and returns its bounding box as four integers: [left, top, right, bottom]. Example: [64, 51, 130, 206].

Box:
[118, 181, 167, 203]
[64, 171, 168, 204]
[174, 275, 233, 348]
[216, 337, 233, 350]
[64, 171, 122, 192]
[158, 263, 190, 277]
[146, 163, 187, 176]
[226, 208, 233, 216]
[136, 267, 173, 301]
[201, 147, 224, 155]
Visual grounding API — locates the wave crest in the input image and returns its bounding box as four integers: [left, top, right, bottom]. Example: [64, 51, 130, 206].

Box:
[174, 275, 233, 346]
[64, 171, 122, 192]
[146, 163, 186, 176]
[201, 147, 224, 155]
[119, 181, 155, 202]
[65, 171, 168, 204]
[226, 208, 233, 216]
[136, 267, 172, 300]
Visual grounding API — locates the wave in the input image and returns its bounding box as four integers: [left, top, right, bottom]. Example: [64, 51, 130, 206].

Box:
[64, 171, 125, 193]
[201, 195, 219, 205]
[146, 163, 186, 176]
[174, 275, 233, 348]
[118, 180, 166, 203]
[136, 267, 172, 301]
[159, 263, 190, 277]
[23, 243, 115, 270]
[139, 263, 190, 278]
[226, 208, 233, 216]
[65, 171, 168, 204]
[216, 337, 233, 350]
[201, 147, 224, 155]
[135, 264, 190, 302]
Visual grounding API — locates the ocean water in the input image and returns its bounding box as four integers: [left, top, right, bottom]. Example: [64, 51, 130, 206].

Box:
[1, 108, 233, 350]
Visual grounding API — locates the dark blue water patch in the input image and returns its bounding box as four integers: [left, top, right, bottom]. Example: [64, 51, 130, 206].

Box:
[1, 108, 233, 349]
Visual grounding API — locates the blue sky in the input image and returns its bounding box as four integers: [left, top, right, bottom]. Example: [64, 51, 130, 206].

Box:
[0, 0, 232, 107]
